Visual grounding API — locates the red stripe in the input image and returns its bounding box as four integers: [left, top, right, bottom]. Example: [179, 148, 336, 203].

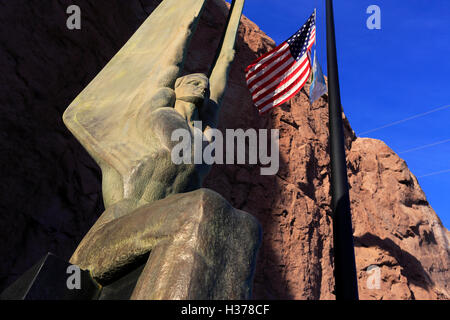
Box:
[245, 47, 290, 80]
[308, 35, 316, 51]
[246, 13, 317, 115]
[249, 56, 295, 91]
[308, 29, 316, 49]
[252, 57, 308, 103]
[247, 54, 293, 89]
[257, 61, 311, 110]
[248, 58, 295, 95]
[259, 68, 311, 114]
[245, 42, 288, 73]
[247, 27, 315, 77]
[249, 29, 315, 87]
[246, 47, 290, 80]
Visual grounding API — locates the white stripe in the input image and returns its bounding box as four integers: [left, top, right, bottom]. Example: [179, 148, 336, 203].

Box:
[259, 68, 310, 113]
[268, 70, 310, 108]
[249, 56, 295, 92]
[250, 24, 315, 87]
[255, 58, 309, 106]
[309, 27, 316, 39]
[246, 43, 289, 74]
[308, 28, 316, 46]
[246, 49, 291, 84]
[254, 57, 308, 104]
[248, 25, 315, 81]
[252, 54, 308, 101]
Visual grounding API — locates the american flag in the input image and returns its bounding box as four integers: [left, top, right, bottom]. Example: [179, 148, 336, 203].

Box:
[245, 11, 316, 114]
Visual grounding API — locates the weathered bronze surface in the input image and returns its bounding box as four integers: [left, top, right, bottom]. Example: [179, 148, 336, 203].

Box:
[63, 0, 260, 299]
[72, 189, 261, 299]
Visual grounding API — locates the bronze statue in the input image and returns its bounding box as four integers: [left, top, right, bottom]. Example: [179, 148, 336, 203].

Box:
[63, 0, 261, 299]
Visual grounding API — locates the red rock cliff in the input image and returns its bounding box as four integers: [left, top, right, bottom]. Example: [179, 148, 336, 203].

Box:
[192, 0, 450, 300]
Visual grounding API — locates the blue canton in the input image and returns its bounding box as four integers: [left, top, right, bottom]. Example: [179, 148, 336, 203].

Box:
[286, 12, 316, 61]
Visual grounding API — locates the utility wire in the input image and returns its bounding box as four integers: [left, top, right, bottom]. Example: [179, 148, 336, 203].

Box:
[351, 93, 450, 180]
[399, 138, 450, 154]
[418, 169, 450, 178]
[358, 104, 450, 136]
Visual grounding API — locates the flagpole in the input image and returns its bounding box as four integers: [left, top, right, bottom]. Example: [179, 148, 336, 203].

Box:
[325, 0, 359, 300]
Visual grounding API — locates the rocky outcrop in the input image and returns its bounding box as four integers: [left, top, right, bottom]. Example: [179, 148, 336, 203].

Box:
[0, 0, 448, 299]
[349, 139, 449, 299]
[187, 0, 450, 300]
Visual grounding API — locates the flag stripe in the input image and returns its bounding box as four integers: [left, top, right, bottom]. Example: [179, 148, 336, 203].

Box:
[252, 54, 308, 102]
[245, 11, 316, 115]
[247, 51, 292, 86]
[308, 28, 316, 50]
[253, 59, 309, 106]
[257, 60, 311, 109]
[245, 43, 289, 73]
[255, 64, 309, 107]
[247, 54, 294, 89]
[250, 60, 297, 101]
[259, 68, 311, 114]
[248, 57, 296, 94]
[246, 46, 290, 81]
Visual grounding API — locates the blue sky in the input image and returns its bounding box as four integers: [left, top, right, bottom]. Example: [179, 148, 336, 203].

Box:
[232, 0, 450, 229]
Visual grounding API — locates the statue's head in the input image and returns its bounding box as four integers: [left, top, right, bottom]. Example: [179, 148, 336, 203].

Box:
[175, 73, 210, 104]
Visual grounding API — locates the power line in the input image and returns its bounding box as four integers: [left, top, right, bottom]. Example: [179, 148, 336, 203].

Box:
[399, 138, 450, 154]
[418, 169, 450, 178]
[358, 104, 450, 136]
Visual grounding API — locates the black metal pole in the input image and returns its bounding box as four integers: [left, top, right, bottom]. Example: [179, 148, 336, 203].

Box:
[325, 0, 359, 300]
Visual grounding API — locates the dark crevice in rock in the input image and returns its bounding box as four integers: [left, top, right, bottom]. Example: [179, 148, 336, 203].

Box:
[355, 233, 434, 290]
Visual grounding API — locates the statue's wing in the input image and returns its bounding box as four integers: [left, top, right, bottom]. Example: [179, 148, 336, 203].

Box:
[63, 0, 207, 177]
[201, 0, 245, 130]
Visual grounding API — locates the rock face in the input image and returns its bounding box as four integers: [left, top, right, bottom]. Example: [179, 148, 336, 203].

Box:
[0, 0, 448, 299]
[348, 139, 450, 299]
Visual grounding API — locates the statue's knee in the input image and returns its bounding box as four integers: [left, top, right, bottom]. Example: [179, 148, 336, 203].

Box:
[189, 188, 262, 245]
